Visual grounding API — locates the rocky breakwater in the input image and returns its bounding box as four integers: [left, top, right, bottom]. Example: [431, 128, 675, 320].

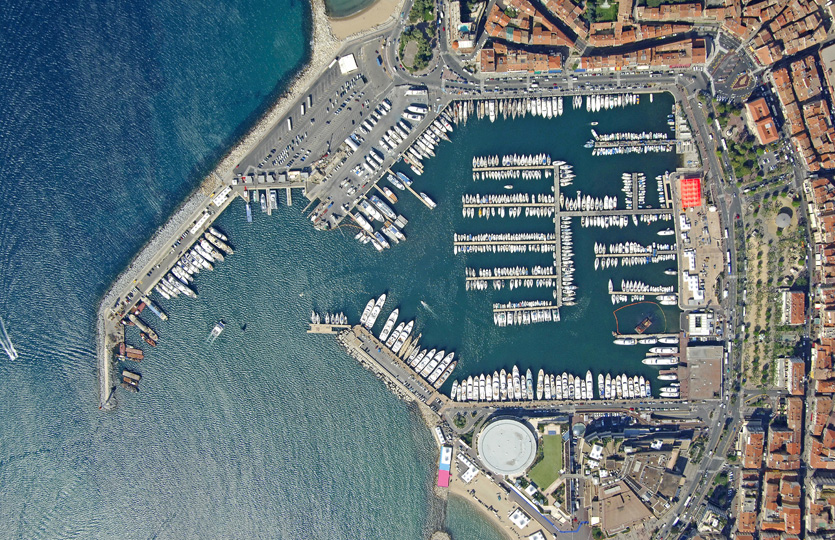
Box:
[96, 0, 341, 409]
[335, 328, 441, 430]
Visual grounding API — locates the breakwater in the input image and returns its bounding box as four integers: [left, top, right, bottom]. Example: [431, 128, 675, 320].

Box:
[95, 0, 341, 409]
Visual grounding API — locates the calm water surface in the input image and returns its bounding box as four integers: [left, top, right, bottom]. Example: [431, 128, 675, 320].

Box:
[0, 0, 678, 536]
[325, 0, 379, 18]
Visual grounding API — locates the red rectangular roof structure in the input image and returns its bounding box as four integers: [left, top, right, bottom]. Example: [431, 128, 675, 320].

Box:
[680, 177, 702, 208]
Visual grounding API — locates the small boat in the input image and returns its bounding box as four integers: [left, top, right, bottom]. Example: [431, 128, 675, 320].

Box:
[211, 321, 225, 338]
[420, 192, 437, 209]
[379, 309, 399, 342]
[504, 185, 513, 190]
[649, 346, 678, 354]
[359, 299, 375, 327]
[382, 186, 399, 204]
[387, 173, 405, 190]
[643, 356, 679, 366]
[396, 171, 413, 187]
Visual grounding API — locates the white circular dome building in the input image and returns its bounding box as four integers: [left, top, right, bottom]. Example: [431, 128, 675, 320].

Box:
[477, 419, 537, 476]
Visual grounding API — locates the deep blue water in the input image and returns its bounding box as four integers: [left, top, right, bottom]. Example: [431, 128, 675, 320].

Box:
[0, 1, 450, 538]
[0, 0, 681, 537]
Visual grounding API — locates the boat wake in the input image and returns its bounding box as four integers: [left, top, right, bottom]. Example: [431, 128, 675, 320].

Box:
[420, 301, 437, 318]
[0, 316, 19, 360]
[205, 333, 218, 345]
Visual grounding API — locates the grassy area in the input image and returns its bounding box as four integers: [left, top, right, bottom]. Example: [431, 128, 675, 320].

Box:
[408, 0, 435, 23]
[398, 26, 434, 72]
[740, 193, 807, 388]
[529, 435, 563, 489]
[584, 0, 619, 22]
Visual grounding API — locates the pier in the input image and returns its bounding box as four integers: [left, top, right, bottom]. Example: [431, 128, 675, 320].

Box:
[608, 290, 672, 296]
[472, 164, 555, 172]
[453, 239, 557, 246]
[596, 250, 676, 258]
[465, 275, 555, 282]
[336, 325, 441, 405]
[307, 323, 351, 334]
[492, 304, 560, 313]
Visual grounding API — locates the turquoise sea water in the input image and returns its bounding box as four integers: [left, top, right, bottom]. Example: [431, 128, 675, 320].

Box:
[446, 496, 507, 540]
[324, 0, 379, 18]
[0, 1, 443, 537]
[0, 0, 679, 535]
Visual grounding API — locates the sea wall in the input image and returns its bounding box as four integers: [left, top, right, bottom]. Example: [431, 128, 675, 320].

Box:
[96, 0, 341, 408]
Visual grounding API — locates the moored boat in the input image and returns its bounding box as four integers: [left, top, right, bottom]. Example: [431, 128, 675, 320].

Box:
[379, 309, 399, 342]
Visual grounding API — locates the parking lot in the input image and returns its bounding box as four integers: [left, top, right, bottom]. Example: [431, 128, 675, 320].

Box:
[709, 42, 757, 102]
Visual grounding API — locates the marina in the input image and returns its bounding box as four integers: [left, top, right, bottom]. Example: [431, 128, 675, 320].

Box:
[98, 81, 684, 418]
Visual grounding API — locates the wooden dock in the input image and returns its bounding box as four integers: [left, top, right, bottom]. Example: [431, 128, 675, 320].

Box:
[389, 169, 433, 209]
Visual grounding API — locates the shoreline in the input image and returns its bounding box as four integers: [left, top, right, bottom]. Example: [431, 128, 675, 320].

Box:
[95, 0, 341, 409]
[328, 0, 406, 40]
[447, 493, 513, 540]
[327, 0, 382, 21]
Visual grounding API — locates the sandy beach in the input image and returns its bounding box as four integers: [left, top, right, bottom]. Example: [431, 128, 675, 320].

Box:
[329, 0, 405, 40]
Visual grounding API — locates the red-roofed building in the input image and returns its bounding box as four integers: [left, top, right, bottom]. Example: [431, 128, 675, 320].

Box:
[680, 176, 702, 208]
[786, 358, 806, 395]
[741, 420, 766, 469]
[745, 98, 781, 145]
[781, 291, 805, 326]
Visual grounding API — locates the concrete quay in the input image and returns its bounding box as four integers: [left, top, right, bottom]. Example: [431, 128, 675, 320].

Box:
[336, 325, 442, 407]
[561, 208, 673, 217]
[596, 250, 676, 258]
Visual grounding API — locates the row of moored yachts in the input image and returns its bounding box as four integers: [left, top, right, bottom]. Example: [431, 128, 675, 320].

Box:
[492, 301, 560, 327]
[583, 93, 641, 112]
[592, 143, 675, 157]
[473, 154, 553, 168]
[453, 232, 556, 255]
[449, 365, 681, 403]
[594, 241, 676, 255]
[560, 193, 619, 212]
[470, 97, 566, 123]
[466, 265, 556, 292]
[611, 279, 676, 294]
[153, 227, 234, 301]
[592, 130, 669, 142]
[449, 94, 643, 126]
[464, 206, 555, 219]
[596, 253, 677, 271]
[579, 213, 673, 229]
[559, 216, 576, 304]
[358, 294, 457, 389]
[473, 169, 550, 181]
[622, 172, 645, 209]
